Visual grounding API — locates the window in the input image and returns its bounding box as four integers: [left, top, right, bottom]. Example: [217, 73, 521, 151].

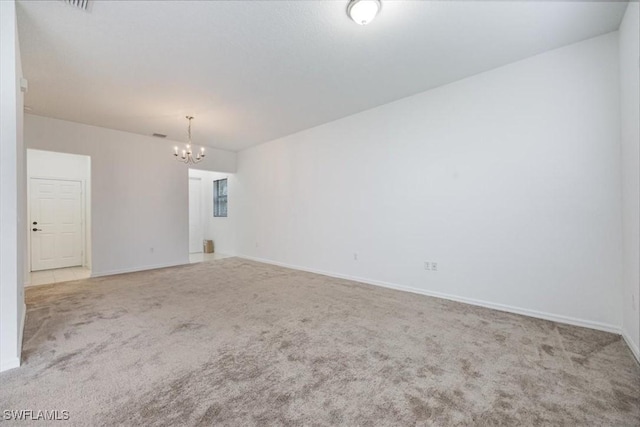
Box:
[213, 178, 228, 217]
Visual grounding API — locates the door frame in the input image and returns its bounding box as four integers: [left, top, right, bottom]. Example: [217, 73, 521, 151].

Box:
[188, 176, 204, 254]
[28, 177, 86, 272]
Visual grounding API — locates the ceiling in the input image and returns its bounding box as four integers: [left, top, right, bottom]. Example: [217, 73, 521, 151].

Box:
[17, 0, 628, 152]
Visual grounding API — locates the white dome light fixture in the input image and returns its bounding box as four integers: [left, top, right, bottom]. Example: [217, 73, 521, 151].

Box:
[347, 0, 381, 26]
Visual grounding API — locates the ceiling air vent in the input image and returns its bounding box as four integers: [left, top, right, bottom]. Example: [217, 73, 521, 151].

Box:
[64, 0, 89, 10]
[152, 133, 167, 138]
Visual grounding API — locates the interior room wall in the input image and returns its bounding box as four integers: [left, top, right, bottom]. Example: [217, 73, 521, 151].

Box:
[24, 114, 237, 277]
[236, 33, 623, 332]
[26, 149, 92, 275]
[15, 1, 26, 370]
[189, 169, 237, 255]
[619, 2, 640, 360]
[0, 0, 26, 372]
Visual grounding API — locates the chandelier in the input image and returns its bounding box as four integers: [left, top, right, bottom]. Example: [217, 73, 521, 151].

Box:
[173, 116, 205, 164]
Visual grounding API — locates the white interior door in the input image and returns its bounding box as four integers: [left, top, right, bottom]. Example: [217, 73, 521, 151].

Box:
[30, 178, 83, 271]
[189, 177, 203, 253]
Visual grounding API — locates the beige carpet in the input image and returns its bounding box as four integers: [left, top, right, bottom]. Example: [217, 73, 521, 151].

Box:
[1, 258, 638, 426]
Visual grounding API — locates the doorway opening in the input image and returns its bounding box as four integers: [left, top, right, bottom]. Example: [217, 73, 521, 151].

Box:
[189, 176, 203, 254]
[188, 169, 236, 263]
[27, 149, 91, 286]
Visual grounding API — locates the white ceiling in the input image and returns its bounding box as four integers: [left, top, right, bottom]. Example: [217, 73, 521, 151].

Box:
[17, 0, 627, 152]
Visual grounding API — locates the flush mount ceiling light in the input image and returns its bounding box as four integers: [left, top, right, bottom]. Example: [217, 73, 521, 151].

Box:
[347, 0, 381, 25]
[173, 116, 206, 165]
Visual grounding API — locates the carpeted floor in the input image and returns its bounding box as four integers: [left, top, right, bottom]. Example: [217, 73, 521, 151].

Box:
[1, 258, 638, 426]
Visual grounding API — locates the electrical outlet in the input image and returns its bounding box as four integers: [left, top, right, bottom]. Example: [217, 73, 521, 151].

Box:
[353, 253, 358, 261]
[150, 247, 154, 253]
[424, 261, 439, 271]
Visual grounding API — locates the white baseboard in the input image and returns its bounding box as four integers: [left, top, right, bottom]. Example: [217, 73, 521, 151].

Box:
[239, 255, 621, 335]
[90, 261, 189, 278]
[0, 304, 26, 373]
[19, 303, 25, 356]
[622, 332, 640, 363]
[0, 357, 21, 372]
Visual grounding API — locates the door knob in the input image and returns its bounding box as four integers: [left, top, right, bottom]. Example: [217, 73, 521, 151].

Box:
[33, 221, 37, 225]
[32, 228, 42, 232]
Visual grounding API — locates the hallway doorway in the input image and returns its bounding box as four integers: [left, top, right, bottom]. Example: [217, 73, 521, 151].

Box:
[189, 177, 203, 253]
[27, 149, 91, 284]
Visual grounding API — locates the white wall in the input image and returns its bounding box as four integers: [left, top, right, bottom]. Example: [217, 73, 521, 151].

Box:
[15, 0, 26, 369]
[0, 0, 26, 372]
[189, 169, 237, 255]
[236, 33, 623, 332]
[24, 114, 236, 277]
[619, 2, 640, 360]
[26, 149, 92, 273]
